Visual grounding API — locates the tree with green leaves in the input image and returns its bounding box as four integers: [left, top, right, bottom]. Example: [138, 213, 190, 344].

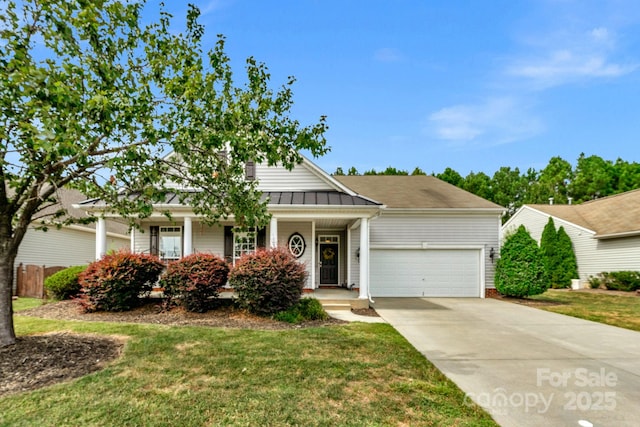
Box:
[495, 225, 549, 297]
[0, 0, 327, 347]
[490, 166, 526, 218]
[436, 167, 464, 187]
[462, 171, 492, 201]
[570, 154, 615, 202]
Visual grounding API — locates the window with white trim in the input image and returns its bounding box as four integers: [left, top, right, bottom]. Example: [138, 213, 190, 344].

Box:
[233, 231, 256, 264]
[159, 226, 182, 260]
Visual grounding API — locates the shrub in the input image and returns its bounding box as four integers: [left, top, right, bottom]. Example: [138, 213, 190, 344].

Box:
[229, 247, 308, 316]
[495, 225, 549, 297]
[540, 218, 579, 288]
[79, 250, 165, 312]
[273, 298, 329, 323]
[555, 226, 579, 286]
[601, 271, 640, 292]
[159, 253, 229, 312]
[44, 265, 86, 300]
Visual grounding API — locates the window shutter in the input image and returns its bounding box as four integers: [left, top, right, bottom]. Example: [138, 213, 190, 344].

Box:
[150, 226, 159, 256]
[245, 160, 256, 181]
[224, 226, 233, 263]
[257, 227, 266, 249]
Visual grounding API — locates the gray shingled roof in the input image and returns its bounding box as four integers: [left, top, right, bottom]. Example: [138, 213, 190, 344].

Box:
[526, 188, 640, 238]
[334, 175, 504, 210]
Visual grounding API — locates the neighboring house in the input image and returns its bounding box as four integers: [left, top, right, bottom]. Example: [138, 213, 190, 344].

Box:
[14, 188, 130, 291]
[503, 189, 640, 284]
[77, 157, 504, 299]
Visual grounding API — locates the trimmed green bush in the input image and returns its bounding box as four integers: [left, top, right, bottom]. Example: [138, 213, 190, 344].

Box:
[273, 298, 329, 323]
[539, 218, 579, 288]
[556, 226, 578, 286]
[229, 247, 308, 316]
[79, 250, 165, 312]
[601, 271, 640, 292]
[495, 225, 549, 297]
[159, 253, 229, 312]
[44, 265, 86, 300]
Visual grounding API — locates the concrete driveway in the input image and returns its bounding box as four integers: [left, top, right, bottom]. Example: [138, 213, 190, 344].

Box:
[373, 297, 640, 427]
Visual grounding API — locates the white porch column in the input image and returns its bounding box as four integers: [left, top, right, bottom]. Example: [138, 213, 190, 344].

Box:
[130, 226, 135, 252]
[269, 217, 278, 248]
[311, 220, 316, 289]
[183, 217, 193, 256]
[358, 217, 369, 299]
[95, 217, 107, 260]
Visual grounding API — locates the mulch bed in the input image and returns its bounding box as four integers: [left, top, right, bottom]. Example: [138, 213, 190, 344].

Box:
[0, 332, 123, 397]
[3, 299, 358, 397]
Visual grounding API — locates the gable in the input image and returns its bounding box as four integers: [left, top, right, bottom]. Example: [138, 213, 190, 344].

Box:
[255, 157, 353, 193]
[516, 188, 640, 239]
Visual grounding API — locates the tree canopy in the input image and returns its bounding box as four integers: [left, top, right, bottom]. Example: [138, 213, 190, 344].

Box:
[0, 0, 327, 347]
[335, 153, 640, 221]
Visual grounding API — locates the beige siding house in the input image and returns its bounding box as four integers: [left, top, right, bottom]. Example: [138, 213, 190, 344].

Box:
[503, 189, 640, 284]
[79, 157, 504, 299]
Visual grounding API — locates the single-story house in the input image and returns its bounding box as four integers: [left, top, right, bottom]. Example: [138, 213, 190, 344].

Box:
[77, 157, 504, 299]
[14, 188, 130, 292]
[503, 188, 640, 283]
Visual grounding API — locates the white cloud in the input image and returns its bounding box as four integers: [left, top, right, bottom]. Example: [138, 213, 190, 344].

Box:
[198, 0, 231, 16]
[427, 97, 543, 146]
[506, 26, 637, 88]
[373, 48, 402, 62]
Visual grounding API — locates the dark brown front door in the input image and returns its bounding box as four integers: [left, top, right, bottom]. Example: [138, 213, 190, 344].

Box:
[319, 243, 339, 285]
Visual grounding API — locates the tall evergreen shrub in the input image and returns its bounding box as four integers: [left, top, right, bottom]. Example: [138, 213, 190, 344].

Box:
[495, 225, 549, 297]
[556, 226, 579, 286]
[539, 217, 579, 288]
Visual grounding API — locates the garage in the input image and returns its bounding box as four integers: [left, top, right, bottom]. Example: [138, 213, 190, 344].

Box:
[370, 248, 481, 297]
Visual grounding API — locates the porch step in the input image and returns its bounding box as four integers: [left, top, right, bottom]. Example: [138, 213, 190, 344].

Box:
[321, 303, 352, 311]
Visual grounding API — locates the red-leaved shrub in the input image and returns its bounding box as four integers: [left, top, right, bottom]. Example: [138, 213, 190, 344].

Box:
[79, 250, 164, 312]
[159, 253, 230, 312]
[228, 247, 308, 316]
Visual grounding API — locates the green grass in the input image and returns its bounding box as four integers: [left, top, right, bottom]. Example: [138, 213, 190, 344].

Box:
[11, 297, 43, 312]
[529, 289, 640, 331]
[1, 315, 497, 427]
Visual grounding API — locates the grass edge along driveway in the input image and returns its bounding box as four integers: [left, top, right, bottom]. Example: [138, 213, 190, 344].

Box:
[2, 313, 497, 427]
[529, 289, 640, 332]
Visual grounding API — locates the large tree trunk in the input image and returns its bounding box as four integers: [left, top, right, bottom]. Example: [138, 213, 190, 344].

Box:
[0, 251, 17, 347]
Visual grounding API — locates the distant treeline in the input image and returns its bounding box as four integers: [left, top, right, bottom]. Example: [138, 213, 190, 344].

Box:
[334, 153, 640, 219]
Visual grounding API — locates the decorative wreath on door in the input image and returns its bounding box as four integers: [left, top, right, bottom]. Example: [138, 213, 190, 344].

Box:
[287, 232, 306, 258]
[322, 247, 335, 261]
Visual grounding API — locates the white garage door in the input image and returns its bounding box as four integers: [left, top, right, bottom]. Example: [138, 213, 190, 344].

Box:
[370, 249, 481, 297]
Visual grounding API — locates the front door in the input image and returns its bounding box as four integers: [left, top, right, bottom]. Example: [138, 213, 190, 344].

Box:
[319, 243, 339, 285]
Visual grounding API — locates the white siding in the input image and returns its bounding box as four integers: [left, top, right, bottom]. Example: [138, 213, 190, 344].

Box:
[16, 226, 128, 268]
[505, 207, 640, 282]
[14, 226, 129, 291]
[192, 222, 225, 256]
[370, 212, 500, 288]
[348, 226, 360, 288]
[255, 162, 334, 191]
[276, 221, 313, 288]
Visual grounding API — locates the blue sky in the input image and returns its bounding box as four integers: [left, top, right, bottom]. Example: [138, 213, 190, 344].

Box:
[158, 0, 640, 176]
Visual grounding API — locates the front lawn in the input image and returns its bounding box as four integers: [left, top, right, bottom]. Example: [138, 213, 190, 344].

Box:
[11, 297, 43, 312]
[0, 315, 497, 426]
[529, 289, 640, 331]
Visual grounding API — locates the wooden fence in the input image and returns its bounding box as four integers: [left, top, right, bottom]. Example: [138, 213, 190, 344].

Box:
[15, 263, 66, 298]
